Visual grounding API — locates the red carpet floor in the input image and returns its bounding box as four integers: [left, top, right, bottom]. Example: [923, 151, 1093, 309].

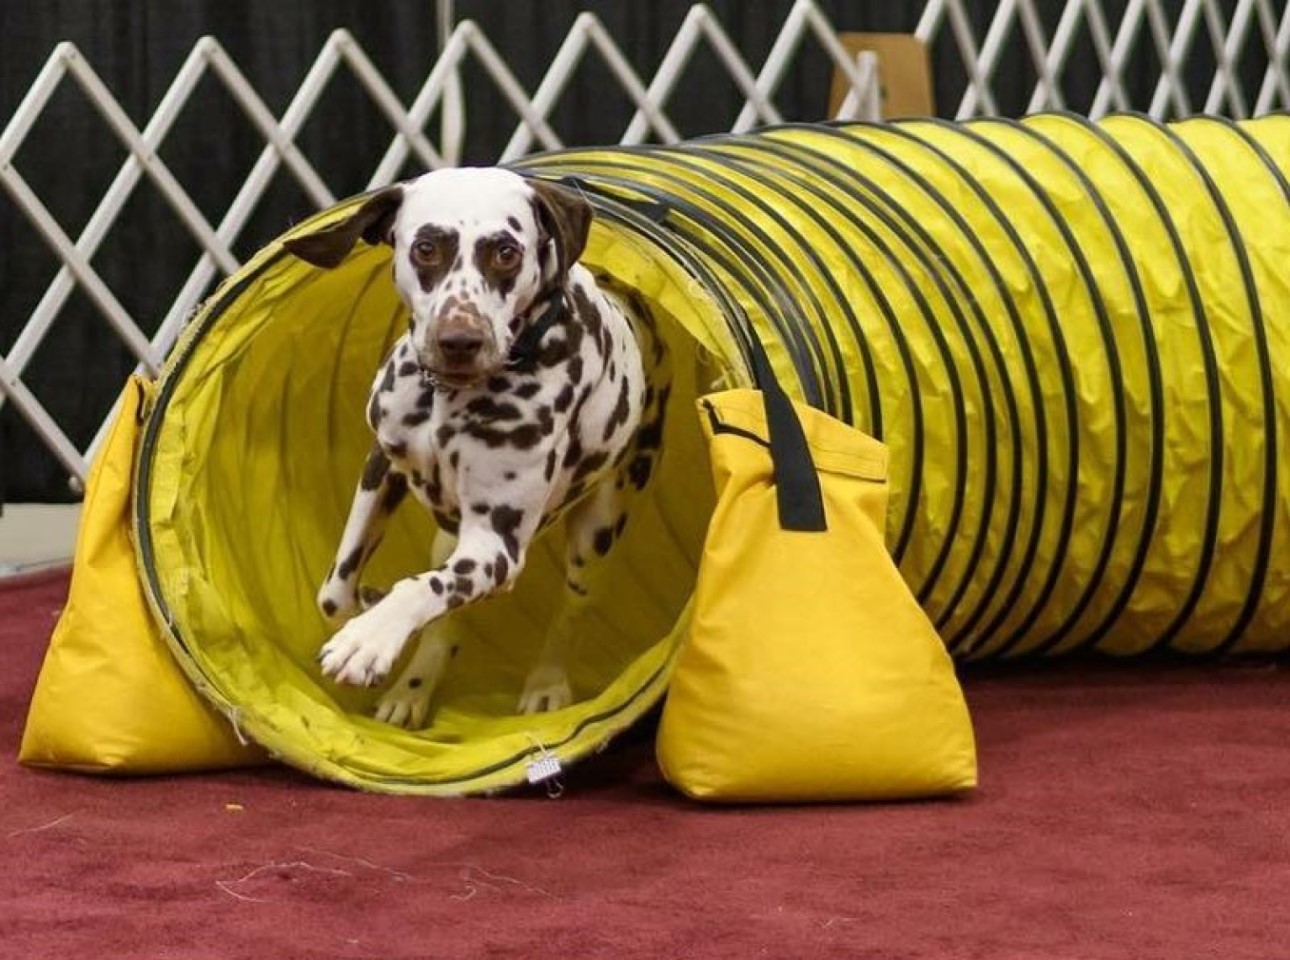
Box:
[2, 570, 1288, 960]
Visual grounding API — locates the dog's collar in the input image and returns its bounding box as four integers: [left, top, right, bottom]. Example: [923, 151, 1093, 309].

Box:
[507, 289, 567, 367]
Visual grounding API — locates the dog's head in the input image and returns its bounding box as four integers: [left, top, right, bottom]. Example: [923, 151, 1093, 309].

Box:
[285, 169, 591, 387]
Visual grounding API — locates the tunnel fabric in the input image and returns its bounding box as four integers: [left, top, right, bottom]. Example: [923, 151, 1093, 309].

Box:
[21, 113, 1282, 793]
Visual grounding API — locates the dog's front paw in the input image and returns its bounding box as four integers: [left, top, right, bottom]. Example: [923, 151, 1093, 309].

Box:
[518, 664, 573, 714]
[318, 601, 417, 687]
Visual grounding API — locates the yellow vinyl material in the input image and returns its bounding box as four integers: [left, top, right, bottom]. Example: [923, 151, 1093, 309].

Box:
[19, 378, 267, 773]
[655, 390, 977, 802]
[28, 113, 1279, 793]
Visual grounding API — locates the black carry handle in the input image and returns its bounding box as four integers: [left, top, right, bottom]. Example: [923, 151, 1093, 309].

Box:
[745, 332, 828, 532]
[552, 174, 825, 533]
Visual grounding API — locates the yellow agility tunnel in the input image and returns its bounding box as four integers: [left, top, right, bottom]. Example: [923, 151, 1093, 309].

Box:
[27, 113, 1290, 794]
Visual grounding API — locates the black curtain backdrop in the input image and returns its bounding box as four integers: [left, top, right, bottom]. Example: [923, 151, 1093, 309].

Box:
[0, 1, 1264, 502]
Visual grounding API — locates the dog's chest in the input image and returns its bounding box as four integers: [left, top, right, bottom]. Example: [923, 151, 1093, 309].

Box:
[366, 286, 647, 527]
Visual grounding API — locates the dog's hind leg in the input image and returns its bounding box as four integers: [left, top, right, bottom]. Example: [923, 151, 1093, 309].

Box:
[517, 481, 626, 714]
[373, 528, 460, 729]
[317, 444, 409, 624]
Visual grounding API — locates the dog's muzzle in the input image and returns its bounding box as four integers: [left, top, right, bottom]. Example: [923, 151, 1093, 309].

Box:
[419, 317, 498, 387]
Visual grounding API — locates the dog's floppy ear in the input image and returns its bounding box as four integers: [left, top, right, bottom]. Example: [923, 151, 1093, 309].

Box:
[530, 179, 592, 277]
[283, 185, 405, 269]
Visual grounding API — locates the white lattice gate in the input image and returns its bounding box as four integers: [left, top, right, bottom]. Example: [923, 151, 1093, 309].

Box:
[2, 0, 1288, 485]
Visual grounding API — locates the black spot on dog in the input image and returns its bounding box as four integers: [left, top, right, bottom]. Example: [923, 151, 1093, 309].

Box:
[321, 599, 338, 616]
[416, 387, 435, 410]
[412, 225, 459, 292]
[553, 383, 574, 413]
[491, 506, 524, 560]
[435, 425, 454, 448]
[409, 677, 423, 689]
[537, 406, 554, 435]
[535, 335, 572, 368]
[483, 562, 494, 578]
[573, 450, 609, 483]
[382, 473, 409, 511]
[634, 385, 670, 452]
[603, 376, 631, 441]
[426, 463, 443, 503]
[387, 439, 408, 458]
[366, 393, 383, 431]
[593, 527, 614, 556]
[615, 514, 628, 537]
[514, 381, 541, 400]
[468, 422, 543, 449]
[572, 286, 603, 341]
[473, 232, 521, 299]
[506, 215, 523, 232]
[337, 545, 365, 580]
[466, 396, 523, 420]
[568, 355, 584, 384]
[504, 471, 516, 481]
[446, 595, 464, 609]
[449, 450, 459, 469]
[628, 454, 654, 490]
[494, 554, 509, 584]
[487, 376, 511, 393]
[398, 361, 419, 377]
[429, 577, 444, 595]
[453, 558, 476, 575]
[380, 364, 396, 392]
[403, 410, 431, 427]
[563, 438, 583, 468]
[360, 448, 390, 491]
[454, 576, 473, 595]
[471, 502, 490, 515]
[544, 449, 557, 481]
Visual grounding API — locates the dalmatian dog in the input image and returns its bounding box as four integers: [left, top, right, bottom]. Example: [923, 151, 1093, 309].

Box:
[283, 168, 669, 727]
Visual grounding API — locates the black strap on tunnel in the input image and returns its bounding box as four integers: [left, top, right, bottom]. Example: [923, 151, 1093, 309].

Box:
[542, 172, 826, 533]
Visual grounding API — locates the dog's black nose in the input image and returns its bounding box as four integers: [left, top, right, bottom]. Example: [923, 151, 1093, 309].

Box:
[437, 329, 485, 363]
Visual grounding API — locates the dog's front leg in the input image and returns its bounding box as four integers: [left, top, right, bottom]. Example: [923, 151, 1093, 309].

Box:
[317, 444, 409, 624]
[318, 509, 540, 687]
[373, 529, 460, 728]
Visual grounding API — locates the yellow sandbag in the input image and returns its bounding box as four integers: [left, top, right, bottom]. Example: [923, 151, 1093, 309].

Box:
[656, 389, 977, 802]
[19, 377, 266, 774]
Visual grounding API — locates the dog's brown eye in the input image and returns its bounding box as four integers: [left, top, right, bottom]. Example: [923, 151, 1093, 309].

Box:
[494, 243, 520, 267]
[412, 239, 439, 263]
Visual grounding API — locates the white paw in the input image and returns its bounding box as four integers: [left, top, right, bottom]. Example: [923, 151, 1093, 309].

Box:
[318, 599, 419, 687]
[518, 665, 573, 714]
[372, 634, 456, 729]
[374, 682, 435, 729]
